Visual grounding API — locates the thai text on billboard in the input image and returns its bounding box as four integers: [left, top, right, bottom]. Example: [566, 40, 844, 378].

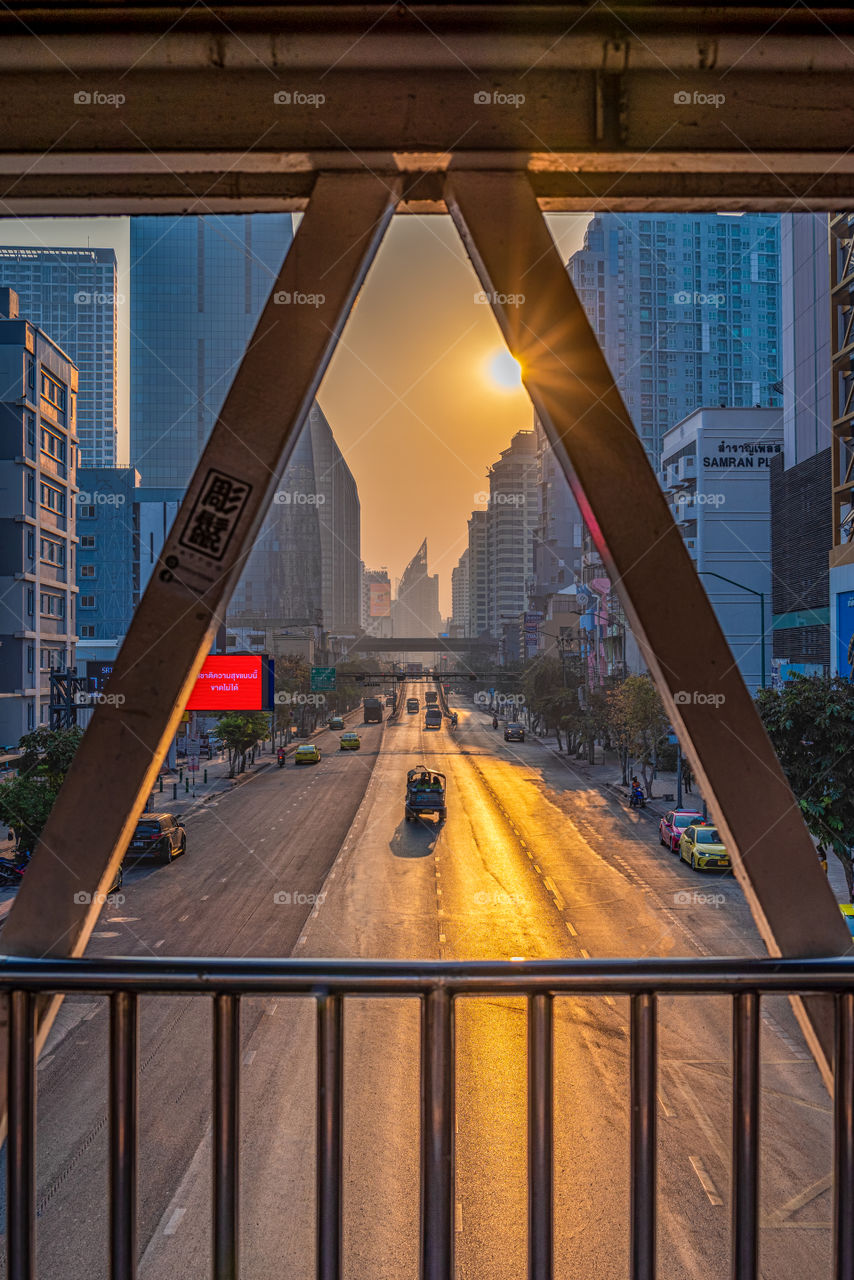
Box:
[185, 655, 273, 711]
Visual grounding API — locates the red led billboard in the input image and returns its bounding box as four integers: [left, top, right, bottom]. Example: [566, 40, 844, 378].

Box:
[184, 655, 274, 712]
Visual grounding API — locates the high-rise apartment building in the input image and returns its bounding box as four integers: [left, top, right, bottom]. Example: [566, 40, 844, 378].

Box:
[129, 214, 293, 487]
[362, 566, 392, 638]
[450, 549, 470, 637]
[530, 416, 584, 614]
[567, 213, 782, 465]
[466, 510, 489, 639]
[485, 429, 539, 639]
[309, 404, 361, 637]
[0, 247, 118, 468]
[0, 289, 78, 741]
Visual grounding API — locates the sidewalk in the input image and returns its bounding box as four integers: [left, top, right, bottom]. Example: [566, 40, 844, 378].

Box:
[526, 724, 853, 905]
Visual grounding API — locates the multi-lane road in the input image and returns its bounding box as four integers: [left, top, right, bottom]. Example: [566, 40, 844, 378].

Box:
[8, 687, 835, 1280]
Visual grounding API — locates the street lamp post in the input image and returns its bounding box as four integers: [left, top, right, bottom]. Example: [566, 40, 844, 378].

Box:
[698, 570, 767, 690]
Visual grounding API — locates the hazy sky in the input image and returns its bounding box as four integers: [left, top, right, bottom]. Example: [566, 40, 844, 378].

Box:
[0, 212, 589, 614]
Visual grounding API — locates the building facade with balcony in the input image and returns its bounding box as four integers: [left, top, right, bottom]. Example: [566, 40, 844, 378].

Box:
[74, 467, 140, 667]
[660, 406, 783, 693]
[0, 288, 78, 742]
[567, 213, 783, 467]
[450, 549, 470, 638]
[0, 247, 118, 468]
[485, 429, 539, 641]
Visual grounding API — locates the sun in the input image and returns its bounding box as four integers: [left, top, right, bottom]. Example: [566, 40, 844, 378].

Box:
[487, 348, 523, 390]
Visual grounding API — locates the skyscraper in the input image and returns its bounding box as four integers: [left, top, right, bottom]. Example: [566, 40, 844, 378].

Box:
[485, 429, 539, 639]
[450, 549, 470, 637]
[530, 416, 584, 615]
[129, 214, 293, 487]
[394, 540, 441, 637]
[567, 213, 782, 464]
[0, 247, 118, 468]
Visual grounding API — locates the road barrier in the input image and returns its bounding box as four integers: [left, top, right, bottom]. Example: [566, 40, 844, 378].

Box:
[1, 954, 852, 1280]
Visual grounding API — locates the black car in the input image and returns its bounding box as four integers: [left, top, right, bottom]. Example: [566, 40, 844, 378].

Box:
[504, 723, 525, 742]
[127, 813, 186, 864]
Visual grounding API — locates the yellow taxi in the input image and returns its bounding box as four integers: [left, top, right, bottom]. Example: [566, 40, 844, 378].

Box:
[339, 732, 361, 751]
[294, 744, 322, 765]
[841, 904, 854, 939]
[679, 823, 731, 872]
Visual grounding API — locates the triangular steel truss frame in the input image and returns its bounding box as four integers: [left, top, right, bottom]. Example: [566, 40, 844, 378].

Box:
[0, 171, 846, 1128]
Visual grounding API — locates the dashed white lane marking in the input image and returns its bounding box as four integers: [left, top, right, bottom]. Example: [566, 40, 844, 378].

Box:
[543, 876, 564, 909]
[455, 1201, 463, 1233]
[439, 934, 446, 943]
[565, 921, 578, 937]
[243, 1049, 256, 1066]
[657, 1081, 676, 1118]
[689, 1156, 723, 1206]
[201, 895, 209, 901]
[92, 931, 119, 938]
[164, 1207, 186, 1236]
[178, 914, 189, 923]
[154, 940, 165, 949]
[579, 948, 590, 959]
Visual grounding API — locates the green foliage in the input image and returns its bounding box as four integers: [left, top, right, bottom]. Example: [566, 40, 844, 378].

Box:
[607, 675, 669, 796]
[216, 712, 270, 776]
[0, 726, 83, 854]
[756, 675, 854, 895]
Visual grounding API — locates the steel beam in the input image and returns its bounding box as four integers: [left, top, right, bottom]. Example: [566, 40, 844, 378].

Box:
[0, 171, 399, 1134]
[446, 169, 850, 1087]
[1, 6, 854, 211]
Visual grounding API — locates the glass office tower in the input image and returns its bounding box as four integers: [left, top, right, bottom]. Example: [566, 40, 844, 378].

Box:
[129, 215, 293, 487]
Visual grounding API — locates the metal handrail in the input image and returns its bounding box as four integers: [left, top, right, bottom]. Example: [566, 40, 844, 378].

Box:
[4, 954, 854, 1280]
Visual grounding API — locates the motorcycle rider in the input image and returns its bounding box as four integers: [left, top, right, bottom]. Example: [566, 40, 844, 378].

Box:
[630, 774, 645, 807]
[277, 746, 286, 768]
[492, 714, 498, 729]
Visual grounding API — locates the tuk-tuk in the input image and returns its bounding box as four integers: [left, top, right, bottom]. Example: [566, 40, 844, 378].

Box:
[405, 765, 446, 823]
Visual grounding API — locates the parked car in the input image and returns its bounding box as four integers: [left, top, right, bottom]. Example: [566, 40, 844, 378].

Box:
[294, 744, 322, 765]
[127, 813, 186, 865]
[504, 723, 525, 742]
[659, 809, 704, 853]
[340, 732, 361, 751]
[679, 824, 730, 872]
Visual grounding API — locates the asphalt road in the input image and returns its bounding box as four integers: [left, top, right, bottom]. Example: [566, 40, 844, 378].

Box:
[8, 689, 835, 1279]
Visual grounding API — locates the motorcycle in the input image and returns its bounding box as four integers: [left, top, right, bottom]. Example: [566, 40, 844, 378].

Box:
[629, 786, 646, 809]
[492, 716, 498, 729]
[277, 751, 286, 769]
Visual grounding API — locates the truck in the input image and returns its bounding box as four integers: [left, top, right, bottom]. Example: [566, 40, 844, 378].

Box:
[363, 697, 383, 723]
[424, 706, 442, 729]
[425, 690, 439, 705]
[406, 697, 420, 714]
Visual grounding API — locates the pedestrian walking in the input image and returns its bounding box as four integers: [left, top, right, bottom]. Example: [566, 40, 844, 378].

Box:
[681, 758, 694, 794]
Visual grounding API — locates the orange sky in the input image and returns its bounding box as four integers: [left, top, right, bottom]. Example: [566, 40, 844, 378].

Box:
[0, 211, 589, 615]
[319, 213, 589, 613]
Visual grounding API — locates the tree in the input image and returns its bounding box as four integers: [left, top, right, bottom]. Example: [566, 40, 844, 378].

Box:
[607, 675, 669, 797]
[215, 712, 270, 777]
[757, 675, 854, 900]
[0, 726, 84, 855]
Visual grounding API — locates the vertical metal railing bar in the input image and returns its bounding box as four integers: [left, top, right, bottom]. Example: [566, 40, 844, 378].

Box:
[213, 993, 241, 1280]
[834, 992, 854, 1280]
[7, 989, 35, 1280]
[630, 992, 657, 1280]
[527, 992, 554, 1280]
[316, 993, 344, 1280]
[420, 987, 455, 1280]
[731, 991, 760, 1280]
[110, 991, 139, 1280]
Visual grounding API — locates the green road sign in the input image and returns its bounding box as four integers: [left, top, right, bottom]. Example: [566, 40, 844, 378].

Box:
[311, 666, 337, 691]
